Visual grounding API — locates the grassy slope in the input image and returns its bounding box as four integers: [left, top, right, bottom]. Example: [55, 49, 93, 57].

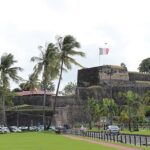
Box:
[0, 132, 117, 150]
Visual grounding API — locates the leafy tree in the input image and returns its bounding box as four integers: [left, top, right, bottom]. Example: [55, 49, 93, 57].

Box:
[49, 35, 85, 128]
[101, 98, 117, 125]
[143, 90, 150, 105]
[120, 91, 145, 131]
[0, 87, 16, 125]
[142, 90, 150, 117]
[85, 97, 100, 129]
[115, 91, 126, 105]
[17, 73, 40, 92]
[12, 88, 21, 92]
[61, 81, 77, 96]
[40, 80, 55, 92]
[120, 62, 127, 70]
[19, 83, 28, 91]
[31, 43, 59, 129]
[138, 57, 150, 73]
[24, 73, 40, 92]
[0, 53, 23, 125]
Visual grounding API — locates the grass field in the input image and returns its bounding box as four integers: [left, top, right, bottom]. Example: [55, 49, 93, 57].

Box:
[121, 130, 150, 135]
[0, 132, 118, 150]
[89, 128, 150, 135]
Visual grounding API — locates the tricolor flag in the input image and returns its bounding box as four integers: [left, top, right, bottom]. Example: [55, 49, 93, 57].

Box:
[99, 48, 109, 55]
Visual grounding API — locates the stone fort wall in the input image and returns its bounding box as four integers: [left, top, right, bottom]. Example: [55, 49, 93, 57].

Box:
[78, 65, 150, 87]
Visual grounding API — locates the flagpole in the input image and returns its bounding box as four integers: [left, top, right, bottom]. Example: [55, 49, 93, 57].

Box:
[99, 48, 101, 84]
[99, 48, 100, 66]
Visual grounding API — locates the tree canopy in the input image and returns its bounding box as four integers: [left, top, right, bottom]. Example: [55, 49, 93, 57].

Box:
[61, 81, 77, 96]
[138, 57, 150, 73]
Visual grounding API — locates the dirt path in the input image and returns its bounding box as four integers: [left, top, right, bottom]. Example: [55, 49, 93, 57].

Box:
[63, 135, 141, 150]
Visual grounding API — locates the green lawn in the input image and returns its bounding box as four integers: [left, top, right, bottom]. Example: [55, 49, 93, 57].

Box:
[88, 128, 150, 135]
[0, 132, 118, 150]
[121, 130, 150, 135]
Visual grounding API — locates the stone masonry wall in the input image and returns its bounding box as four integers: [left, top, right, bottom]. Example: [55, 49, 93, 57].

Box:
[7, 95, 81, 127]
[129, 72, 150, 81]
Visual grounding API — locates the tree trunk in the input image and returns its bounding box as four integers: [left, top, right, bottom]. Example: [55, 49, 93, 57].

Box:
[89, 121, 92, 130]
[43, 83, 46, 130]
[47, 59, 64, 129]
[128, 106, 131, 131]
[2, 95, 7, 126]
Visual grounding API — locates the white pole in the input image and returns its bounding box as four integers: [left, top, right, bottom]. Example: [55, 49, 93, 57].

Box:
[99, 48, 100, 66]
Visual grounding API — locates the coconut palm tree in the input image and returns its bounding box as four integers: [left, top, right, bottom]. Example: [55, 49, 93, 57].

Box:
[48, 35, 85, 128]
[0, 53, 23, 126]
[31, 43, 59, 129]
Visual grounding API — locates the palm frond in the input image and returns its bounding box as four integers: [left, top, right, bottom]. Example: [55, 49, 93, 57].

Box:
[65, 56, 84, 68]
[31, 56, 43, 62]
[1, 53, 17, 68]
[67, 50, 85, 57]
[0, 53, 23, 88]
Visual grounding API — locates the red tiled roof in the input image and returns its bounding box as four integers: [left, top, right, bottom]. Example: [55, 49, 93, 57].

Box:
[16, 90, 55, 96]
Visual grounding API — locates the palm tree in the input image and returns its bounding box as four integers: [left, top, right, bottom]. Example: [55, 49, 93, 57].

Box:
[86, 97, 100, 129]
[101, 98, 117, 125]
[120, 91, 145, 131]
[31, 43, 59, 129]
[25, 73, 40, 92]
[0, 53, 23, 126]
[48, 35, 85, 128]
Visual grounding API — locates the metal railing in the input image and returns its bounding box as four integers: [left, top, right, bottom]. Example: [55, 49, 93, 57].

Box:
[66, 130, 150, 147]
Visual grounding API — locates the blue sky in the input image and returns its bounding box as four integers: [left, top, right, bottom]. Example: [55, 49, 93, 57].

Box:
[0, 0, 150, 90]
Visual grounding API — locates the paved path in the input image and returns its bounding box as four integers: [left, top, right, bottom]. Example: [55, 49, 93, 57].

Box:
[63, 135, 141, 150]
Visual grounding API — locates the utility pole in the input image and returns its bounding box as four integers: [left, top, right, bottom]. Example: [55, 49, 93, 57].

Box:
[105, 66, 116, 125]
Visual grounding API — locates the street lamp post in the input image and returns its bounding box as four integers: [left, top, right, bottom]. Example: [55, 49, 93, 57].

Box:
[105, 66, 116, 125]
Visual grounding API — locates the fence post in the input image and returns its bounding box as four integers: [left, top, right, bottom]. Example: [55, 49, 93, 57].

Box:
[139, 136, 141, 146]
[106, 133, 108, 141]
[102, 131, 103, 139]
[134, 135, 136, 146]
[129, 134, 131, 144]
[145, 136, 147, 147]
[125, 134, 127, 144]
[104, 132, 106, 140]
[110, 134, 112, 141]
[99, 132, 100, 139]
[117, 134, 118, 142]
[113, 134, 115, 142]
[120, 134, 123, 143]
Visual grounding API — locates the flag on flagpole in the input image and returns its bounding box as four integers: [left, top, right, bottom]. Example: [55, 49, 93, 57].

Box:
[99, 48, 109, 55]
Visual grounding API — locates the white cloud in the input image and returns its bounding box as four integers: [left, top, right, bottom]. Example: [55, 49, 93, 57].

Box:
[0, 0, 150, 89]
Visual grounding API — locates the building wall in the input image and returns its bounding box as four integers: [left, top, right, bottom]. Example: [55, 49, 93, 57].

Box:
[99, 65, 129, 81]
[129, 72, 150, 81]
[7, 95, 80, 127]
[78, 65, 150, 87]
[77, 67, 99, 87]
